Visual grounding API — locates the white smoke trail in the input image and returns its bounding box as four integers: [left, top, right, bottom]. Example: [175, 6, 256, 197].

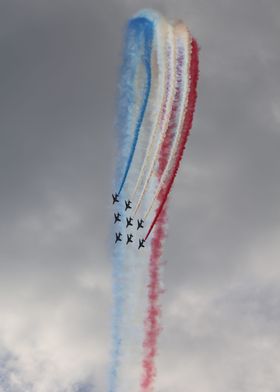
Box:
[144, 24, 192, 220]
[130, 18, 169, 205]
[112, 10, 170, 392]
[132, 23, 177, 216]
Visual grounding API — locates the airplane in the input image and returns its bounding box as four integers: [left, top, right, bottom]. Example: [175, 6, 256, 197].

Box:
[125, 200, 132, 211]
[112, 193, 119, 204]
[126, 233, 133, 245]
[138, 238, 145, 249]
[126, 217, 133, 228]
[115, 232, 122, 243]
[137, 219, 144, 230]
[114, 212, 121, 224]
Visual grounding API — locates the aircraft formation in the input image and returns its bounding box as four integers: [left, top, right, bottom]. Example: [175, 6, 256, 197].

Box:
[112, 193, 145, 249]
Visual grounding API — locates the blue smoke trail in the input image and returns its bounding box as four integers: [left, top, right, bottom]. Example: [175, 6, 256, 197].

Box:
[109, 13, 155, 392]
[116, 18, 154, 196]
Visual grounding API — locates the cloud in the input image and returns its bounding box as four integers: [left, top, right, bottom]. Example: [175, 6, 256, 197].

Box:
[0, 0, 279, 391]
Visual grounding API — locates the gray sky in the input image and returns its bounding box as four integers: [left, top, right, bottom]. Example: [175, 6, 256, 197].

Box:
[0, 0, 280, 391]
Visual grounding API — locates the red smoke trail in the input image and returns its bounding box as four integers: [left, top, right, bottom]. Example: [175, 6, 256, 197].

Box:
[140, 205, 166, 392]
[140, 51, 183, 392]
[140, 38, 199, 392]
[145, 38, 199, 241]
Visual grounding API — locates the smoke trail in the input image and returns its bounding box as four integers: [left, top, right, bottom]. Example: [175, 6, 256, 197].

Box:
[145, 37, 199, 240]
[139, 36, 182, 390]
[117, 18, 154, 196]
[109, 215, 126, 392]
[141, 206, 167, 392]
[109, 16, 154, 392]
[132, 24, 176, 211]
[143, 24, 191, 221]
[109, 11, 166, 392]
[109, 10, 199, 392]
[140, 107, 175, 392]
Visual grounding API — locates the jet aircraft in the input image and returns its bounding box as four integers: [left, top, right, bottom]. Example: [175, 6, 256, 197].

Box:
[126, 217, 133, 228]
[138, 238, 145, 249]
[114, 212, 121, 224]
[137, 219, 144, 230]
[125, 200, 132, 211]
[126, 233, 133, 244]
[115, 232, 122, 243]
[112, 193, 119, 204]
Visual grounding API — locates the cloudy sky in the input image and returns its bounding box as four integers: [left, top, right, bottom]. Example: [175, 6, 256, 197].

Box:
[0, 0, 280, 391]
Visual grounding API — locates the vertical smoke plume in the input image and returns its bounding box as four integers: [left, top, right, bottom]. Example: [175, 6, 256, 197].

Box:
[109, 9, 199, 392]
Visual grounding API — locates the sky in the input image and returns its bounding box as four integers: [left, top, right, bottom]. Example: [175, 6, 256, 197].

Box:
[0, 0, 280, 391]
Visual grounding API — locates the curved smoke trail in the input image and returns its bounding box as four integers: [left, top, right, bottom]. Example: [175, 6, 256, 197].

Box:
[131, 24, 176, 212]
[143, 24, 191, 220]
[145, 37, 199, 240]
[116, 17, 154, 196]
[109, 9, 199, 392]
[109, 14, 154, 392]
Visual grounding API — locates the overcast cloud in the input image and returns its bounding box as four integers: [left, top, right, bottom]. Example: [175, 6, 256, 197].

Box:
[0, 0, 280, 391]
